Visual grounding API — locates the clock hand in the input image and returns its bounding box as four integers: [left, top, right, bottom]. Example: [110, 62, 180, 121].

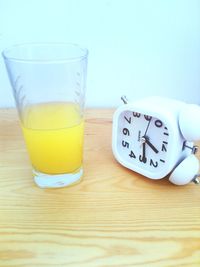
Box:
[139, 141, 147, 163]
[145, 137, 159, 154]
[144, 117, 152, 136]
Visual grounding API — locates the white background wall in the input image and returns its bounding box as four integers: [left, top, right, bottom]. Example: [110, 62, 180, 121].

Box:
[0, 0, 200, 107]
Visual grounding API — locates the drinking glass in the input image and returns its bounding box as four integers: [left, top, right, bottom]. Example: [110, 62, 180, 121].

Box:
[2, 43, 88, 188]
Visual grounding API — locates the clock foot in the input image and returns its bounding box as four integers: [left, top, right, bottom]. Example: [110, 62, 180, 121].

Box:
[192, 175, 200, 184]
[169, 155, 199, 185]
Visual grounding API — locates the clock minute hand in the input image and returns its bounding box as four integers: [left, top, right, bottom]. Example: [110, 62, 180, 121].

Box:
[145, 137, 159, 154]
[139, 140, 147, 163]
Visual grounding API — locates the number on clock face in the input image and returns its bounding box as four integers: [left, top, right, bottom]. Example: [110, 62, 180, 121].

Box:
[118, 110, 169, 172]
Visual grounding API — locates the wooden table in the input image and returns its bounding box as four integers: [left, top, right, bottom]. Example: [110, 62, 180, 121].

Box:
[0, 108, 200, 267]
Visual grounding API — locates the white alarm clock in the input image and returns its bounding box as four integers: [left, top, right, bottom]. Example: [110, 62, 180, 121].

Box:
[112, 96, 200, 185]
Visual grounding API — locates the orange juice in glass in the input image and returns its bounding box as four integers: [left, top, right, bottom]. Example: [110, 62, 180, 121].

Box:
[2, 43, 88, 188]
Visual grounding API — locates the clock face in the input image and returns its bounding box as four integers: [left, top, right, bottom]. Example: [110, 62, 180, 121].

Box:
[117, 110, 169, 174]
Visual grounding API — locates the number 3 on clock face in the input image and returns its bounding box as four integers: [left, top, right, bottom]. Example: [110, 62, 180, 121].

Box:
[114, 110, 170, 178]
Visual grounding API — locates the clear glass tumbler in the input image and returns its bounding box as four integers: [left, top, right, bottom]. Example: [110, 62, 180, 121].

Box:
[2, 43, 88, 188]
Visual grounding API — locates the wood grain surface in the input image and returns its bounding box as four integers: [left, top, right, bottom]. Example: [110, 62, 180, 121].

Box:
[0, 108, 200, 267]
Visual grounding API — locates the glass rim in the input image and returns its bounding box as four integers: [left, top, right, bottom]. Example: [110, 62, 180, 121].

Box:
[2, 42, 88, 63]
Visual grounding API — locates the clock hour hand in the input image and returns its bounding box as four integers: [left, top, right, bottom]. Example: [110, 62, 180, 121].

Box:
[144, 137, 159, 154]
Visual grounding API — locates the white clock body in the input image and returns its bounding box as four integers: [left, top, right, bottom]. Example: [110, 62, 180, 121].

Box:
[112, 97, 193, 179]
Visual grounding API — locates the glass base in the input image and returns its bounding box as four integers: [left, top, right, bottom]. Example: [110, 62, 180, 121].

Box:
[33, 167, 83, 188]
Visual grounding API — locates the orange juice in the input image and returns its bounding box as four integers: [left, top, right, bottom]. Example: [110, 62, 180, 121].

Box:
[21, 102, 84, 174]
